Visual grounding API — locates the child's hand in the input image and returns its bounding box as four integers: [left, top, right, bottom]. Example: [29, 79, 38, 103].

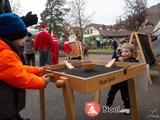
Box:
[42, 75, 50, 87]
[118, 57, 124, 62]
[38, 68, 46, 76]
[39, 65, 51, 76]
[41, 65, 52, 70]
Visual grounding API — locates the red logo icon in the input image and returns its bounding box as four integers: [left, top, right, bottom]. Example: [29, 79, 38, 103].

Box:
[85, 101, 100, 117]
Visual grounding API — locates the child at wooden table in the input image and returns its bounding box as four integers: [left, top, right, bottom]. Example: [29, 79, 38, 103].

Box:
[106, 43, 138, 114]
[0, 13, 50, 120]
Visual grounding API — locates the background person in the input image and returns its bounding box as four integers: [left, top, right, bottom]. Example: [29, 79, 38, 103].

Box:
[62, 35, 72, 61]
[50, 34, 59, 65]
[34, 23, 53, 66]
[83, 43, 89, 58]
[24, 32, 35, 66]
[112, 40, 118, 59]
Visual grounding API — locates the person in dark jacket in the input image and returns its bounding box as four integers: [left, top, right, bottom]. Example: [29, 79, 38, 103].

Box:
[112, 40, 118, 59]
[0, 13, 50, 120]
[106, 43, 138, 114]
[83, 43, 89, 58]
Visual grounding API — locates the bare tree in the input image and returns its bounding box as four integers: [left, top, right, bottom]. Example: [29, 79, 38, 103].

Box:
[124, 0, 148, 31]
[10, 0, 22, 15]
[114, 16, 125, 29]
[68, 0, 93, 42]
[62, 22, 71, 36]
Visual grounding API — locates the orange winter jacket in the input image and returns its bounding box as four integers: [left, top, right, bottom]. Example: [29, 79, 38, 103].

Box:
[0, 39, 45, 89]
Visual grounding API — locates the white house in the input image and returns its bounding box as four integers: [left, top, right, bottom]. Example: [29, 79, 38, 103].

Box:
[84, 26, 100, 38]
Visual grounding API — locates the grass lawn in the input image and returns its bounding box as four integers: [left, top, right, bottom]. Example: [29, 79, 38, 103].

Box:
[88, 47, 113, 55]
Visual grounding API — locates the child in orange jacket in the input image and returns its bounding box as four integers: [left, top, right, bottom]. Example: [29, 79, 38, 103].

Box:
[0, 13, 49, 120]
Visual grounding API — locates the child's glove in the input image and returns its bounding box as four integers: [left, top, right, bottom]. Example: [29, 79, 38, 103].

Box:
[21, 11, 38, 27]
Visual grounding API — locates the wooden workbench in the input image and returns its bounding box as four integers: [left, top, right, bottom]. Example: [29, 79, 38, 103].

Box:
[40, 60, 147, 120]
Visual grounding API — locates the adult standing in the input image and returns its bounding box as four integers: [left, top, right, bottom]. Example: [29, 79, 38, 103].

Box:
[50, 34, 59, 65]
[34, 24, 52, 66]
[24, 32, 35, 66]
[83, 43, 89, 58]
[62, 35, 72, 61]
[112, 40, 118, 59]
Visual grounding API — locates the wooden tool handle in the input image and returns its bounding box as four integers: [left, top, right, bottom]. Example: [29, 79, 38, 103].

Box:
[64, 60, 74, 69]
[105, 59, 116, 68]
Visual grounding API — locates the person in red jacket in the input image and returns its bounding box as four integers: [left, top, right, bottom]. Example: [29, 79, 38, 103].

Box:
[34, 23, 53, 66]
[0, 13, 50, 120]
[50, 34, 59, 65]
[62, 35, 72, 61]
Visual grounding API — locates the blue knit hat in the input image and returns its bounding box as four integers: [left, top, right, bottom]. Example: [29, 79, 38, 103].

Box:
[0, 13, 27, 41]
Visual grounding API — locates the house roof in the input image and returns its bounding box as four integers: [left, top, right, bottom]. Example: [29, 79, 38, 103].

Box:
[87, 3, 160, 37]
[87, 23, 132, 37]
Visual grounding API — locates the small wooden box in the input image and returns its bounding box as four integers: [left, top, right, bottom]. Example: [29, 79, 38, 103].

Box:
[82, 62, 95, 71]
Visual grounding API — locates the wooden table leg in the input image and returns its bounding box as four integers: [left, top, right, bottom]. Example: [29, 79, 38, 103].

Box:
[39, 89, 45, 120]
[148, 74, 153, 85]
[95, 90, 101, 103]
[128, 78, 140, 120]
[60, 77, 76, 120]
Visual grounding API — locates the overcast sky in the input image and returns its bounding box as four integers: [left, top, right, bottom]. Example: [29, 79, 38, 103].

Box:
[20, 0, 160, 25]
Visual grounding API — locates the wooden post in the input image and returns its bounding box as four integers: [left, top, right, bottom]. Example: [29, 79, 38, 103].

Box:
[148, 72, 153, 85]
[39, 89, 45, 120]
[128, 78, 140, 120]
[95, 90, 101, 103]
[57, 77, 76, 120]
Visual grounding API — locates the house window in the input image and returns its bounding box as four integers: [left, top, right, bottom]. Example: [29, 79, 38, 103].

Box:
[87, 30, 89, 34]
[90, 29, 93, 34]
